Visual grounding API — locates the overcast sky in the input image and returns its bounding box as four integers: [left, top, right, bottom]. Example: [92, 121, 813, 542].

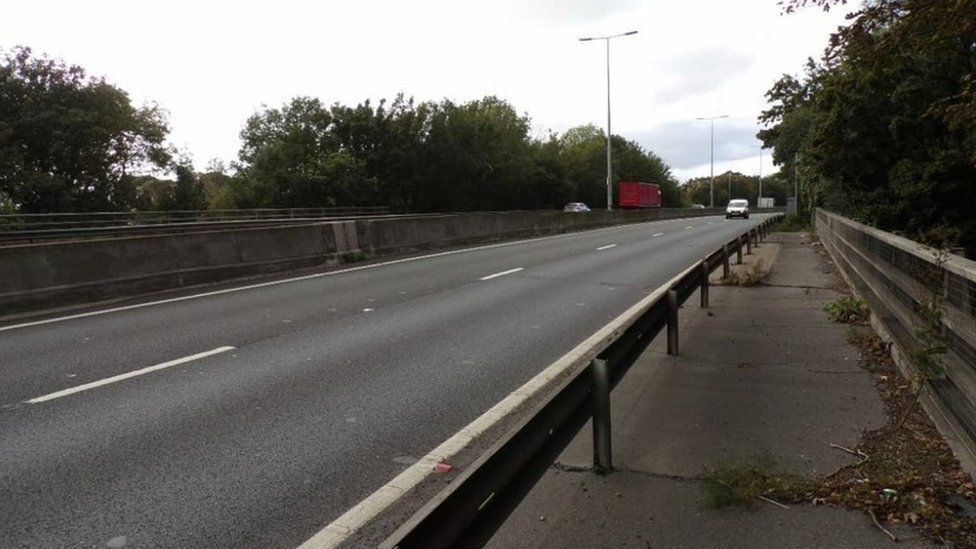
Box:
[2, 0, 854, 182]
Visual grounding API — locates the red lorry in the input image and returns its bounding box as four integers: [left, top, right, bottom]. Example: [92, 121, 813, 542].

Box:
[618, 182, 662, 209]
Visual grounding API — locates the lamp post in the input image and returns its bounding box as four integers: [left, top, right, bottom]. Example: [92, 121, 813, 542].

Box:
[695, 115, 728, 207]
[752, 145, 764, 207]
[579, 30, 638, 211]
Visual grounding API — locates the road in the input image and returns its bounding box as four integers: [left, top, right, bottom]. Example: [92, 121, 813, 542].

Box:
[0, 214, 772, 548]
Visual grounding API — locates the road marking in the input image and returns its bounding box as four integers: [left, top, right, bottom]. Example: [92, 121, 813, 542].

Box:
[652, 232, 664, 237]
[684, 225, 694, 229]
[479, 267, 524, 281]
[0, 216, 722, 333]
[24, 346, 235, 404]
[596, 244, 617, 251]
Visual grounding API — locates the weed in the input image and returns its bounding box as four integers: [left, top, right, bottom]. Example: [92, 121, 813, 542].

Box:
[339, 251, 372, 264]
[723, 259, 767, 286]
[772, 214, 812, 232]
[702, 462, 813, 509]
[824, 296, 869, 324]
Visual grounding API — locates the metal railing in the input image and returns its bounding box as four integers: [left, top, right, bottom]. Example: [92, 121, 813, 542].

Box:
[0, 207, 391, 229]
[304, 215, 781, 549]
[0, 210, 446, 245]
[0, 207, 393, 244]
[816, 209, 976, 461]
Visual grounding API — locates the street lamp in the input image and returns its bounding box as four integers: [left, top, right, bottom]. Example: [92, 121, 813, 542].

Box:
[752, 145, 764, 207]
[579, 30, 638, 211]
[695, 114, 728, 207]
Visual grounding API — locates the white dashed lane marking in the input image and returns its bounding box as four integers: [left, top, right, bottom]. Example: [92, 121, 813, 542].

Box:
[479, 267, 524, 281]
[25, 346, 235, 404]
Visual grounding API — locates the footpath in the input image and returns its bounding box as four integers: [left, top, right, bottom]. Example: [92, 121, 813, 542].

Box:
[487, 232, 946, 548]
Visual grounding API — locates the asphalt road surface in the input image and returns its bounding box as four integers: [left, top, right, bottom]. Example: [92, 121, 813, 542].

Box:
[0, 214, 772, 548]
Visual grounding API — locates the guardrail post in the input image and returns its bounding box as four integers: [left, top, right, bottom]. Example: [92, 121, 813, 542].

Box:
[667, 289, 679, 355]
[746, 232, 753, 255]
[736, 238, 744, 264]
[591, 358, 612, 474]
[700, 260, 710, 308]
[759, 224, 766, 241]
[722, 244, 730, 278]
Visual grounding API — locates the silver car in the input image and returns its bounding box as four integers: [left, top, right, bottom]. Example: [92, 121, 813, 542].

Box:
[726, 199, 750, 219]
[563, 202, 591, 213]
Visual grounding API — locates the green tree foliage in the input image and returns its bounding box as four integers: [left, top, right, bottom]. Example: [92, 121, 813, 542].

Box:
[230, 97, 682, 212]
[165, 164, 207, 211]
[555, 124, 682, 208]
[760, 0, 976, 253]
[683, 171, 791, 207]
[0, 47, 171, 212]
[415, 96, 538, 211]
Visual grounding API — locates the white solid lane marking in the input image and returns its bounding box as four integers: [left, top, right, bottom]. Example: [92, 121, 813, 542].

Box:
[596, 244, 617, 251]
[25, 346, 235, 404]
[684, 225, 694, 229]
[652, 232, 664, 237]
[479, 267, 524, 281]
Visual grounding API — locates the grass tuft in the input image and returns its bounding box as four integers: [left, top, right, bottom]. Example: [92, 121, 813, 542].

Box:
[702, 461, 814, 509]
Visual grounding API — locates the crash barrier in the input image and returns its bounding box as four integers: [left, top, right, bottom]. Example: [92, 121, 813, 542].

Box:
[0, 207, 783, 315]
[0, 210, 414, 245]
[300, 215, 782, 549]
[816, 209, 976, 468]
[0, 206, 390, 231]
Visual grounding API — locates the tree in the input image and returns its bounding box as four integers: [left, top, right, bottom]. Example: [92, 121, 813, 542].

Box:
[683, 171, 791, 207]
[233, 94, 682, 213]
[166, 163, 207, 211]
[558, 125, 683, 208]
[760, 0, 976, 253]
[0, 47, 171, 212]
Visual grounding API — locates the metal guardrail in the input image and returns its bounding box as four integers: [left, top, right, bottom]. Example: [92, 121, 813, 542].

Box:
[816, 209, 976, 462]
[0, 207, 392, 243]
[0, 207, 391, 230]
[304, 215, 782, 549]
[0, 213, 444, 245]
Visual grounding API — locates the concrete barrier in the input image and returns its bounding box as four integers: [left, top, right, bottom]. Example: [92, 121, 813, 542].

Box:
[0, 208, 778, 316]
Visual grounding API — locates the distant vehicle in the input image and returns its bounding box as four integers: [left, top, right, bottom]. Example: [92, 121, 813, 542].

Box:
[618, 182, 661, 209]
[563, 202, 591, 213]
[691, 203, 706, 209]
[726, 199, 750, 219]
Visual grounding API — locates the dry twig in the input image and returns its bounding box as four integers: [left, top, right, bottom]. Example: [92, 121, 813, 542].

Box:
[868, 508, 898, 542]
[758, 495, 790, 510]
[830, 443, 870, 465]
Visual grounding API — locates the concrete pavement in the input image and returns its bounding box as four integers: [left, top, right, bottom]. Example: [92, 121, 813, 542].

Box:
[488, 233, 923, 548]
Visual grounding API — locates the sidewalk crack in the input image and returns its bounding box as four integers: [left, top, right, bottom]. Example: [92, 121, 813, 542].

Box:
[762, 283, 835, 290]
[552, 461, 702, 482]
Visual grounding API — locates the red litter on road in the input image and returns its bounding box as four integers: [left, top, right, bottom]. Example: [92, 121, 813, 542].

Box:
[433, 462, 454, 473]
